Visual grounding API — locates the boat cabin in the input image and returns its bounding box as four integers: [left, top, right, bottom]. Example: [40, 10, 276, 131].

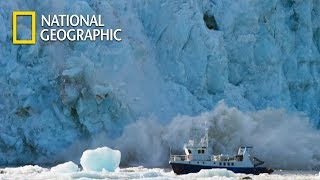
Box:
[183, 139, 210, 161]
[184, 146, 207, 156]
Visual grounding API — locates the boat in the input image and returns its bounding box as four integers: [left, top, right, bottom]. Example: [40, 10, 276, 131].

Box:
[169, 131, 273, 175]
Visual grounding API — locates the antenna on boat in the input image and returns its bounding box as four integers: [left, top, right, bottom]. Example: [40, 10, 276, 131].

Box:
[205, 121, 208, 148]
[206, 128, 209, 148]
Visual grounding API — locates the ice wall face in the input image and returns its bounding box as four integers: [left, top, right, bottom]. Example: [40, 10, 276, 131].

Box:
[134, 0, 320, 124]
[215, 0, 320, 125]
[0, 0, 319, 167]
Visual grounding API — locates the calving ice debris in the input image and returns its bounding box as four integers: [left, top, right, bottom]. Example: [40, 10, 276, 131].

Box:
[40, 14, 122, 41]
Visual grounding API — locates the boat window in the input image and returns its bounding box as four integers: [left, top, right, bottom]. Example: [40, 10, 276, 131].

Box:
[202, 150, 205, 154]
[227, 163, 230, 166]
[198, 150, 201, 154]
[223, 162, 226, 166]
[188, 149, 191, 154]
[219, 162, 221, 166]
[203, 162, 205, 164]
[197, 162, 199, 164]
[231, 163, 234, 166]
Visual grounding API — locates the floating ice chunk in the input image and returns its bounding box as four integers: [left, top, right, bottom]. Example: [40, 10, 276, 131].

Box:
[80, 147, 121, 172]
[3, 165, 45, 175]
[182, 169, 236, 178]
[142, 171, 163, 178]
[50, 161, 79, 173]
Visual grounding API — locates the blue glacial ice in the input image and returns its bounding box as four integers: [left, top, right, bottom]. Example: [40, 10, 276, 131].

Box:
[0, 0, 319, 169]
[80, 147, 121, 172]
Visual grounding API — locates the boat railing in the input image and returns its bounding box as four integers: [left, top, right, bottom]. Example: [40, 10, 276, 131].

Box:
[211, 155, 237, 161]
[170, 155, 188, 161]
[171, 154, 211, 161]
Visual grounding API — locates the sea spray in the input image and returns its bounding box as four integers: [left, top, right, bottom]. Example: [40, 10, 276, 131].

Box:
[107, 101, 320, 170]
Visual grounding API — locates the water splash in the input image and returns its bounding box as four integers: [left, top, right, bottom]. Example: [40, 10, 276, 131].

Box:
[111, 101, 320, 170]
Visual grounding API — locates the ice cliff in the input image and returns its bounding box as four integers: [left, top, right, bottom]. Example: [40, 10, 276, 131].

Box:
[0, 0, 319, 169]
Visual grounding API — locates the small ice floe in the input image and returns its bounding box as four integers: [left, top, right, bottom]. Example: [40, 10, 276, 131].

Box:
[3, 165, 45, 175]
[80, 146, 121, 172]
[50, 161, 79, 173]
[181, 169, 236, 179]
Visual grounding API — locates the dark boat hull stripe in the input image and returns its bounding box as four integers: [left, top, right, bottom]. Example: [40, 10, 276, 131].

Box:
[170, 162, 274, 175]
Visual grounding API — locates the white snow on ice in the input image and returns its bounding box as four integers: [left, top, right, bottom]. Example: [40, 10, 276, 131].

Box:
[0, 166, 319, 180]
[50, 161, 79, 173]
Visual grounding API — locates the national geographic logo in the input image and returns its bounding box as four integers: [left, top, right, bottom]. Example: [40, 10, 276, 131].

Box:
[12, 11, 122, 45]
[12, 11, 36, 44]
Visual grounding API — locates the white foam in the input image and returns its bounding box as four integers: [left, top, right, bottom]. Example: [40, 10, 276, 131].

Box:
[1, 166, 319, 179]
[181, 169, 236, 179]
[80, 146, 121, 172]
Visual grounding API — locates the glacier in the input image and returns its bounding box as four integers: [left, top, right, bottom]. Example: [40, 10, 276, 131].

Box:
[0, 0, 320, 170]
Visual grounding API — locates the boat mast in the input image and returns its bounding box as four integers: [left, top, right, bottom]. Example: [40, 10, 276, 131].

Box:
[204, 121, 208, 148]
[206, 127, 208, 148]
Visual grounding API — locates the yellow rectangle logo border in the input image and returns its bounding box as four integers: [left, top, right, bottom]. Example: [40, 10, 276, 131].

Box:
[12, 11, 36, 45]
